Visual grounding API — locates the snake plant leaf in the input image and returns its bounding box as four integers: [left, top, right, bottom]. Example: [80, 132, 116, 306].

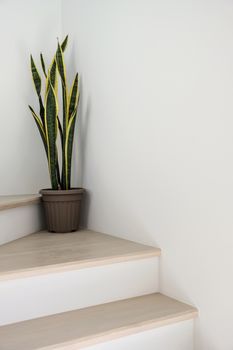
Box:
[65, 107, 78, 189]
[50, 59, 57, 89]
[45, 82, 59, 190]
[45, 60, 57, 97]
[61, 35, 68, 52]
[68, 73, 79, 119]
[56, 43, 67, 88]
[39, 95, 45, 125]
[57, 116, 63, 145]
[55, 42, 68, 124]
[55, 148, 61, 188]
[56, 41, 69, 188]
[30, 55, 41, 97]
[40, 53, 47, 78]
[30, 55, 45, 127]
[44, 36, 68, 95]
[41, 36, 67, 85]
[28, 105, 48, 157]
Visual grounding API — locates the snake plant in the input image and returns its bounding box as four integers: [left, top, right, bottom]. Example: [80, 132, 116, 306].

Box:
[29, 35, 79, 190]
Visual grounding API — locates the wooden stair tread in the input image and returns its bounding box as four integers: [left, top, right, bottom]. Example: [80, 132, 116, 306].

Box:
[0, 293, 198, 350]
[0, 195, 41, 211]
[0, 230, 160, 280]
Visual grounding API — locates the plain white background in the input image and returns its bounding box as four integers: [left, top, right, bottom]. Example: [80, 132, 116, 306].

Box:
[62, 0, 233, 349]
[1, 0, 233, 348]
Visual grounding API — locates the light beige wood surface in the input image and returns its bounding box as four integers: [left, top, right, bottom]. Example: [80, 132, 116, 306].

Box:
[0, 293, 198, 350]
[0, 230, 160, 280]
[0, 195, 41, 211]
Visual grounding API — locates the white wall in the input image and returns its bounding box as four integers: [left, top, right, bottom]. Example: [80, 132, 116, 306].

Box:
[62, 1, 233, 349]
[0, 0, 61, 194]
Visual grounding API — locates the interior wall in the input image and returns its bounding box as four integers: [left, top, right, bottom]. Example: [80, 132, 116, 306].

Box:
[62, 1, 233, 349]
[0, 0, 61, 194]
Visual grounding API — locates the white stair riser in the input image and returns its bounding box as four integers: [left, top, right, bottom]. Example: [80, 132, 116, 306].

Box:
[0, 204, 44, 245]
[83, 320, 194, 350]
[0, 257, 159, 325]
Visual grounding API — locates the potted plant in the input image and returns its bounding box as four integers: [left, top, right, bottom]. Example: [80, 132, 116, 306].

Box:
[29, 35, 84, 233]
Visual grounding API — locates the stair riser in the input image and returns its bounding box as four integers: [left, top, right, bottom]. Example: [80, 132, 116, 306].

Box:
[0, 257, 159, 325]
[0, 204, 44, 245]
[78, 320, 194, 350]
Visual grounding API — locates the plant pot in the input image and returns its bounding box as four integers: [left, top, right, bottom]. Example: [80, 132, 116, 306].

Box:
[40, 188, 85, 233]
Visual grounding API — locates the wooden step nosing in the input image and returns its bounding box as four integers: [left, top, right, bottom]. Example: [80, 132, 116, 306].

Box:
[0, 294, 198, 349]
[31, 310, 198, 350]
[0, 250, 160, 281]
[0, 195, 41, 211]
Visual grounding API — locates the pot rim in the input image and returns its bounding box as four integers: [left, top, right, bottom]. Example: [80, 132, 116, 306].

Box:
[40, 188, 85, 196]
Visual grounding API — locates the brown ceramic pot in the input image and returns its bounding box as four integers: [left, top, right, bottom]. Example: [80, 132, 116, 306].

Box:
[40, 188, 85, 233]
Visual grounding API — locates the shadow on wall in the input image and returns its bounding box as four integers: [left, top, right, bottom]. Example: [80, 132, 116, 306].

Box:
[66, 39, 91, 192]
[78, 92, 91, 228]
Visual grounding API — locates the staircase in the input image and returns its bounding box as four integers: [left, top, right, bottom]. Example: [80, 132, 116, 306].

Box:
[0, 196, 198, 349]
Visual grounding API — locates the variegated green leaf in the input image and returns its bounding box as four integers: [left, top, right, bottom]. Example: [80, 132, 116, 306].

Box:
[29, 105, 47, 157]
[57, 116, 63, 145]
[45, 59, 57, 97]
[56, 43, 67, 88]
[68, 73, 79, 119]
[40, 53, 47, 78]
[56, 41, 69, 188]
[45, 82, 59, 190]
[65, 107, 78, 189]
[30, 55, 41, 97]
[43, 36, 67, 92]
[61, 35, 68, 52]
[55, 147, 61, 188]
[39, 96, 45, 126]
[50, 59, 57, 90]
[30, 55, 45, 127]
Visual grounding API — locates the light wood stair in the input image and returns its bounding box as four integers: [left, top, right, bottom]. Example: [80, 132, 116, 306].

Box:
[0, 195, 41, 211]
[0, 230, 160, 281]
[0, 230, 160, 326]
[0, 293, 197, 350]
[0, 195, 43, 246]
[0, 228, 197, 349]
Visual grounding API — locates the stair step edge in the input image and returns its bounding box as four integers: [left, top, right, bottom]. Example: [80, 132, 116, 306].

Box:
[0, 249, 160, 281]
[0, 293, 198, 350]
[0, 230, 161, 281]
[0, 195, 41, 211]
